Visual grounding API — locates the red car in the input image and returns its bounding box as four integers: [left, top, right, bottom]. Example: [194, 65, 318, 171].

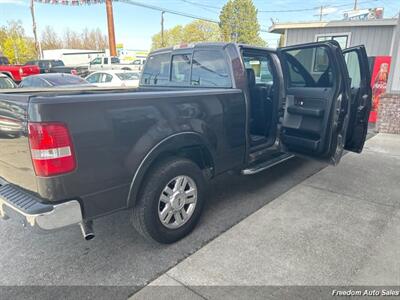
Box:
[0, 56, 40, 83]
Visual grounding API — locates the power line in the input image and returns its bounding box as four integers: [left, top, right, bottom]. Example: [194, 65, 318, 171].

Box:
[258, 0, 378, 13]
[118, 0, 220, 23]
[177, 0, 220, 12]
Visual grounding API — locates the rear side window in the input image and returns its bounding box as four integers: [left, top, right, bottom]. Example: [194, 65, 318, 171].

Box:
[141, 53, 171, 86]
[171, 54, 191, 83]
[191, 50, 230, 87]
[111, 57, 120, 64]
[283, 46, 333, 88]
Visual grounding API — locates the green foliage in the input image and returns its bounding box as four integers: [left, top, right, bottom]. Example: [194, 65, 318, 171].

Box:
[151, 20, 221, 50]
[0, 21, 37, 64]
[219, 0, 266, 46]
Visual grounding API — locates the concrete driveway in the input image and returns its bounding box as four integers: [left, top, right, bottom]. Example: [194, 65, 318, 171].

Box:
[0, 153, 327, 299]
[133, 133, 400, 299]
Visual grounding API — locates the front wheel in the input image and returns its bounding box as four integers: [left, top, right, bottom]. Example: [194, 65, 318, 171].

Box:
[132, 157, 206, 244]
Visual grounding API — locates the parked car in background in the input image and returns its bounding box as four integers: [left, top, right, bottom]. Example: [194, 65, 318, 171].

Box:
[0, 74, 17, 89]
[129, 58, 146, 71]
[0, 56, 40, 83]
[88, 56, 139, 72]
[86, 70, 140, 87]
[19, 73, 90, 88]
[24, 60, 89, 77]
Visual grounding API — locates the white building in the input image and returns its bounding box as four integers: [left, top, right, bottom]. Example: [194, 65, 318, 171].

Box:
[42, 49, 109, 66]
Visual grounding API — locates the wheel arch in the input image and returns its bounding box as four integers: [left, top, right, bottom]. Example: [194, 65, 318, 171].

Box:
[127, 132, 215, 208]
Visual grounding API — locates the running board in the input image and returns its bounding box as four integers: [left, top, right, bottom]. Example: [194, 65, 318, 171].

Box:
[241, 154, 294, 175]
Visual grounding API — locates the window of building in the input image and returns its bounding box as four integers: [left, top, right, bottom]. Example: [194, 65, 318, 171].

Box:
[316, 34, 349, 49]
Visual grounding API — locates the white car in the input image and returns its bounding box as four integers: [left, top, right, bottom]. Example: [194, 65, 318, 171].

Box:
[85, 70, 140, 88]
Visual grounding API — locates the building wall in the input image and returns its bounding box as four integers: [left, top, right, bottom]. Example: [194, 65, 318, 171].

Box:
[286, 26, 395, 56]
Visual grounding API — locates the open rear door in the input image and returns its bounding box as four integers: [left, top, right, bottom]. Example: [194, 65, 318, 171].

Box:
[277, 41, 351, 165]
[342, 46, 372, 153]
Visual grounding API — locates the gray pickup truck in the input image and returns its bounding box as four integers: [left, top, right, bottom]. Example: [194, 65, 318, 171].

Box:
[0, 42, 371, 243]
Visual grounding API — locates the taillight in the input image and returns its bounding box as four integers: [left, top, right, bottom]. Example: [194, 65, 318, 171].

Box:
[28, 122, 76, 177]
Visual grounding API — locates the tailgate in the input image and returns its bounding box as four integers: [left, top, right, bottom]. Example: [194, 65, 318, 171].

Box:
[0, 94, 37, 192]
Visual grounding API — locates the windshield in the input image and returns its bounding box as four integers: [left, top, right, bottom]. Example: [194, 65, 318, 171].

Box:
[116, 72, 140, 81]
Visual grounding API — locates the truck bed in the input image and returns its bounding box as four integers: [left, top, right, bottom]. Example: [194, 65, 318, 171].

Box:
[0, 87, 246, 218]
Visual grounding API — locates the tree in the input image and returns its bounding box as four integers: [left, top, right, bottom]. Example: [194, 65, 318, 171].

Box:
[219, 0, 266, 46]
[41, 26, 62, 50]
[0, 21, 37, 64]
[182, 20, 221, 44]
[151, 20, 221, 50]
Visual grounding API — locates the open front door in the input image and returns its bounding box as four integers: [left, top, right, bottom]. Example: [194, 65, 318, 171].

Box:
[277, 41, 351, 165]
[342, 46, 372, 153]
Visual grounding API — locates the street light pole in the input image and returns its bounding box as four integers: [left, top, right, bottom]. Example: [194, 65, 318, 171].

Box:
[106, 0, 117, 56]
[161, 11, 165, 47]
[30, 0, 41, 59]
[354, 0, 358, 10]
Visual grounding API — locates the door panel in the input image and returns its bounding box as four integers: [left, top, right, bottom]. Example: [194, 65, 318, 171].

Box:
[342, 46, 372, 153]
[278, 41, 351, 164]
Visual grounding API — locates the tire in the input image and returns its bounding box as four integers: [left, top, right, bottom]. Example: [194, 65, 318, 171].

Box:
[132, 157, 206, 244]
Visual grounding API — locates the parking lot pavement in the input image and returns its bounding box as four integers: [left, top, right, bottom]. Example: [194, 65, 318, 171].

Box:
[0, 147, 328, 299]
[132, 133, 400, 299]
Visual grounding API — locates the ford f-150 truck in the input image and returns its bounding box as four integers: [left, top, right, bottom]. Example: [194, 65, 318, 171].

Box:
[0, 42, 371, 243]
[0, 56, 40, 82]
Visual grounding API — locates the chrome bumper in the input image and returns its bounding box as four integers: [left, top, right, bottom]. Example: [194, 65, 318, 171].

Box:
[0, 182, 83, 231]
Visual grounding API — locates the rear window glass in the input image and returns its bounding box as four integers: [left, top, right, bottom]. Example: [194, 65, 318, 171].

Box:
[46, 75, 88, 86]
[116, 72, 140, 81]
[141, 53, 171, 86]
[283, 46, 333, 88]
[191, 50, 230, 87]
[52, 60, 64, 67]
[171, 54, 191, 83]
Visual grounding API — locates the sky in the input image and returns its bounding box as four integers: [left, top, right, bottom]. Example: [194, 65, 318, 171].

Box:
[0, 0, 399, 49]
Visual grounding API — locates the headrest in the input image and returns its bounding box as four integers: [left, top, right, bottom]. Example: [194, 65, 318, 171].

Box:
[246, 68, 256, 87]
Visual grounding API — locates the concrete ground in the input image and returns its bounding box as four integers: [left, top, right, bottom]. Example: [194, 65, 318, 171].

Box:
[132, 133, 400, 299]
[0, 142, 329, 299]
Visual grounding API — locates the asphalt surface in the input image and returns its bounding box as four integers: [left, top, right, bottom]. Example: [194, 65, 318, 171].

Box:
[0, 155, 328, 299]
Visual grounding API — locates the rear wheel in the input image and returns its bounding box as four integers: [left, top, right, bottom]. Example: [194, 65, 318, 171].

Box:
[132, 157, 205, 244]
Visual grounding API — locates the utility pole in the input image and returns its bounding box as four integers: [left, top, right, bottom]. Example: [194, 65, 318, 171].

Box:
[353, 0, 358, 10]
[319, 5, 323, 21]
[106, 0, 117, 56]
[161, 11, 165, 47]
[30, 0, 41, 59]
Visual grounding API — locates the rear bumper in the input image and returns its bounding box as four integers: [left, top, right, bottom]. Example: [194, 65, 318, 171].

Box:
[0, 179, 82, 231]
